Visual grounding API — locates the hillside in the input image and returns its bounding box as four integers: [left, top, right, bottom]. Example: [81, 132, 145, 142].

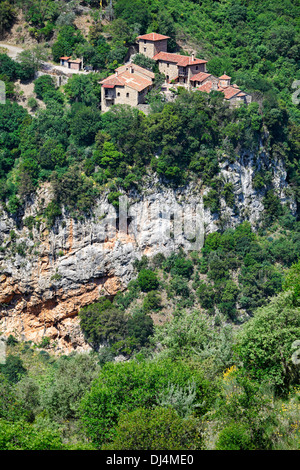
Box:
[0, 0, 299, 452]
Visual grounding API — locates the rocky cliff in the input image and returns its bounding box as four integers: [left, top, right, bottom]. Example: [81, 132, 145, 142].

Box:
[0, 151, 296, 352]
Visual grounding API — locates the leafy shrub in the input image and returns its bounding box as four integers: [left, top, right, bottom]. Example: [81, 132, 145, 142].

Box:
[127, 311, 154, 347]
[102, 407, 203, 450]
[79, 297, 127, 348]
[137, 269, 159, 292]
[143, 290, 162, 312]
[0, 355, 27, 384]
[80, 359, 212, 447]
[216, 423, 254, 450]
[34, 75, 56, 100]
[236, 291, 300, 393]
[170, 257, 194, 279]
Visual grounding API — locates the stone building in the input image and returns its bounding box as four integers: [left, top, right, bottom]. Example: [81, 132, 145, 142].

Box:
[196, 74, 252, 106]
[153, 51, 207, 85]
[59, 56, 83, 71]
[99, 32, 251, 111]
[136, 32, 170, 59]
[99, 63, 154, 112]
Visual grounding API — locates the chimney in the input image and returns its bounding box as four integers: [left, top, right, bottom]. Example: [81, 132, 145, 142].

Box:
[130, 65, 134, 74]
[116, 70, 118, 76]
[191, 53, 195, 62]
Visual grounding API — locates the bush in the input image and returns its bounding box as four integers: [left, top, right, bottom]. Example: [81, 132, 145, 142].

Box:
[143, 290, 162, 312]
[79, 297, 127, 348]
[0, 355, 27, 384]
[236, 291, 300, 393]
[216, 423, 254, 450]
[102, 407, 203, 450]
[127, 311, 154, 347]
[170, 257, 194, 279]
[137, 269, 159, 292]
[34, 75, 56, 100]
[80, 359, 212, 448]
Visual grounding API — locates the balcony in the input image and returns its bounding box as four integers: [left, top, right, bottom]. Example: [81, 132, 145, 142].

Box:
[105, 94, 115, 100]
[178, 68, 188, 76]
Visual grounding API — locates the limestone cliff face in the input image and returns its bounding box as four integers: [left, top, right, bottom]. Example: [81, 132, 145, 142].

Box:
[0, 153, 296, 352]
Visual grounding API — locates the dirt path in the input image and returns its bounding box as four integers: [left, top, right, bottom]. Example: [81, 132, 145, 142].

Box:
[0, 42, 87, 75]
[0, 43, 25, 60]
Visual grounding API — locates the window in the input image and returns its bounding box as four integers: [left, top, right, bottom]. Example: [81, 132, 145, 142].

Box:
[196, 66, 198, 70]
[167, 63, 169, 67]
[126, 92, 129, 98]
[144, 47, 146, 52]
[144, 40, 146, 44]
[117, 92, 120, 96]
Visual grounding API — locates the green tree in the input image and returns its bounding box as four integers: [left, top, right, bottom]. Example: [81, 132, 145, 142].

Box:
[80, 359, 212, 448]
[0, 1, 16, 37]
[79, 297, 127, 348]
[137, 269, 159, 292]
[17, 45, 48, 74]
[236, 291, 300, 393]
[102, 407, 203, 450]
[34, 75, 56, 100]
[51, 25, 85, 62]
[41, 354, 100, 420]
[283, 260, 300, 305]
[127, 311, 154, 347]
[0, 419, 65, 450]
[0, 355, 27, 384]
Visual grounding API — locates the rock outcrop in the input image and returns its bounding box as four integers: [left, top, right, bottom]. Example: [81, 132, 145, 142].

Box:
[0, 153, 296, 352]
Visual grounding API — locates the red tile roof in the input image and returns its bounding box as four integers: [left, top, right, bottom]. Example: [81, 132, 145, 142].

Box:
[60, 56, 71, 60]
[100, 75, 126, 88]
[100, 70, 152, 92]
[153, 51, 207, 66]
[221, 86, 241, 100]
[137, 32, 170, 41]
[197, 82, 213, 93]
[190, 72, 211, 82]
[115, 63, 155, 79]
[219, 74, 231, 80]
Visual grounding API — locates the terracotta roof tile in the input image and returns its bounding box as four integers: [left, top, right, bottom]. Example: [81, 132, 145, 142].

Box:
[118, 70, 152, 91]
[197, 82, 213, 93]
[137, 32, 170, 41]
[115, 63, 155, 79]
[100, 70, 152, 92]
[100, 75, 126, 88]
[190, 72, 212, 82]
[221, 86, 241, 100]
[153, 51, 207, 66]
[219, 74, 231, 79]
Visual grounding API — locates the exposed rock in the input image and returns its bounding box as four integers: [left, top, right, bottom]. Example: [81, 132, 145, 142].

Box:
[0, 154, 296, 352]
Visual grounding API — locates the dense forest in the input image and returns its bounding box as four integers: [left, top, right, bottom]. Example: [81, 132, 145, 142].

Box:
[0, 0, 299, 451]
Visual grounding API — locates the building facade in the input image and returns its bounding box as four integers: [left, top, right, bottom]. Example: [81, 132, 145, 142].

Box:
[99, 63, 154, 112]
[136, 33, 169, 59]
[59, 57, 83, 71]
[99, 32, 251, 111]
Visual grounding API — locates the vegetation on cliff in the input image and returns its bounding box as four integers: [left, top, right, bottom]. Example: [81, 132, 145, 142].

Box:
[0, 0, 300, 451]
[0, 0, 299, 222]
[0, 221, 299, 450]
